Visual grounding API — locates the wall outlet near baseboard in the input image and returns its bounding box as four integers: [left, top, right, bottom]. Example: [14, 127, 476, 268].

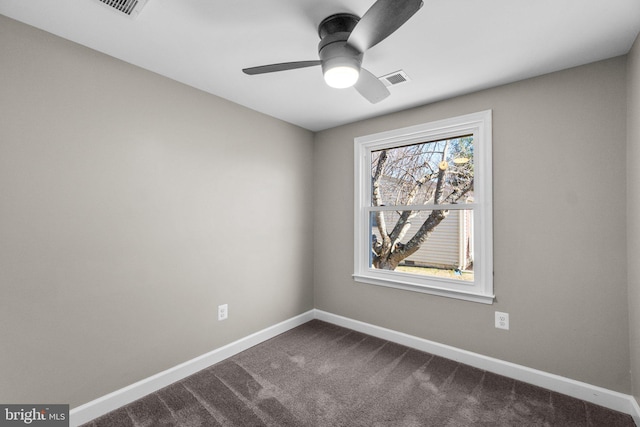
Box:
[495, 311, 509, 330]
[218, 304, 228, 321]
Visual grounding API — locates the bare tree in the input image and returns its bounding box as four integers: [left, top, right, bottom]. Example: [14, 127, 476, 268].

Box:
[371, 137, 474, 270]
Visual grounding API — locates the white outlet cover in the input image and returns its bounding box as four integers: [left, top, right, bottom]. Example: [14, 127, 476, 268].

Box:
[218, 304, 228, 321]
[495, 311, 509, 330]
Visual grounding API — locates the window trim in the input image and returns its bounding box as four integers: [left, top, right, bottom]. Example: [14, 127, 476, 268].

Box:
[353, 110, 494, 304]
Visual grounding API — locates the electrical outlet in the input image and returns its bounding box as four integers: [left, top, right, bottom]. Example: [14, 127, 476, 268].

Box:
[495, 311, 509, 330]
[218, 304, 228, 321]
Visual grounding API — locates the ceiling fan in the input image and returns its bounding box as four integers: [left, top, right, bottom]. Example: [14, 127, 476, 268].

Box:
[242, 0, 424, 104]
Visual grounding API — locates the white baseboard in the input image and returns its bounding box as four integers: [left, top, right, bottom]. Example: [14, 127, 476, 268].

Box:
[71, 308, 640, 426]
[314, 309, 640, 422]
[69, 310, 314, 426]
[631, 395, 640, 426]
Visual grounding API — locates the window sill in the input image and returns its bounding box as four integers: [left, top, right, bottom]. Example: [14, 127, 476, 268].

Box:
[352, 273, 495, 304]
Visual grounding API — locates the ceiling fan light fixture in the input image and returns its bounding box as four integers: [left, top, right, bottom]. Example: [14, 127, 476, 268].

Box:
[324, 65, 360, 88]
[242, 0, 424, 102]
[321, 52, 361, 88]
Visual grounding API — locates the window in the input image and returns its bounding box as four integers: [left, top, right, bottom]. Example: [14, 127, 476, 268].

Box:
[353, 110, 493, 304]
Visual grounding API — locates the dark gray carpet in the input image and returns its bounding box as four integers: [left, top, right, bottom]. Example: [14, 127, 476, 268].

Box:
[82, 320, 635, 426]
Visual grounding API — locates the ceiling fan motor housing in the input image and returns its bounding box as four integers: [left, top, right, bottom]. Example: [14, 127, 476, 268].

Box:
[319, 34, 363, 75]
[317, 14, 363, 76]
[317, 13, 360, 39]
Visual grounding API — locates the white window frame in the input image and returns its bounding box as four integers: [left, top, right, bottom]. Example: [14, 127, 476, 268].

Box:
[353, 110, 494, 304]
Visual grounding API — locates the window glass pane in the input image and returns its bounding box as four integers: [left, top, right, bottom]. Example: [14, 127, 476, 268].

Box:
[370, 209, 474, 282]
[371, 137, 474, 207]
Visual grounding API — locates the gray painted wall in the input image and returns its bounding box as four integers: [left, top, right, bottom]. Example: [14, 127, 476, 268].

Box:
[628, 35, 640, 401]
[314, 57, 630, 393]
[0, 16, 314, 407]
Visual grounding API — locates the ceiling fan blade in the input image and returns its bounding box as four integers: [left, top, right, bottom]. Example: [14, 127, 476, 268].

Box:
[242, 60, 321, 75]
[355, 68, 390, 104]
[347, 0, 424, 53]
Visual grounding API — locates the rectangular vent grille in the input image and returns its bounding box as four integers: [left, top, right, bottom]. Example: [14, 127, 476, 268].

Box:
[97, 0, 149, 17]
[379, 70, 411, 87]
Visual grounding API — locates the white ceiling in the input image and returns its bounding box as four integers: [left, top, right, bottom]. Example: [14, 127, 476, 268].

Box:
[1, 0, 639, 131]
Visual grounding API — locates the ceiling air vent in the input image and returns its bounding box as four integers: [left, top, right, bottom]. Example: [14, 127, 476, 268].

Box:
[97, 0, 150, 18]
[379, 70, 411, 87]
